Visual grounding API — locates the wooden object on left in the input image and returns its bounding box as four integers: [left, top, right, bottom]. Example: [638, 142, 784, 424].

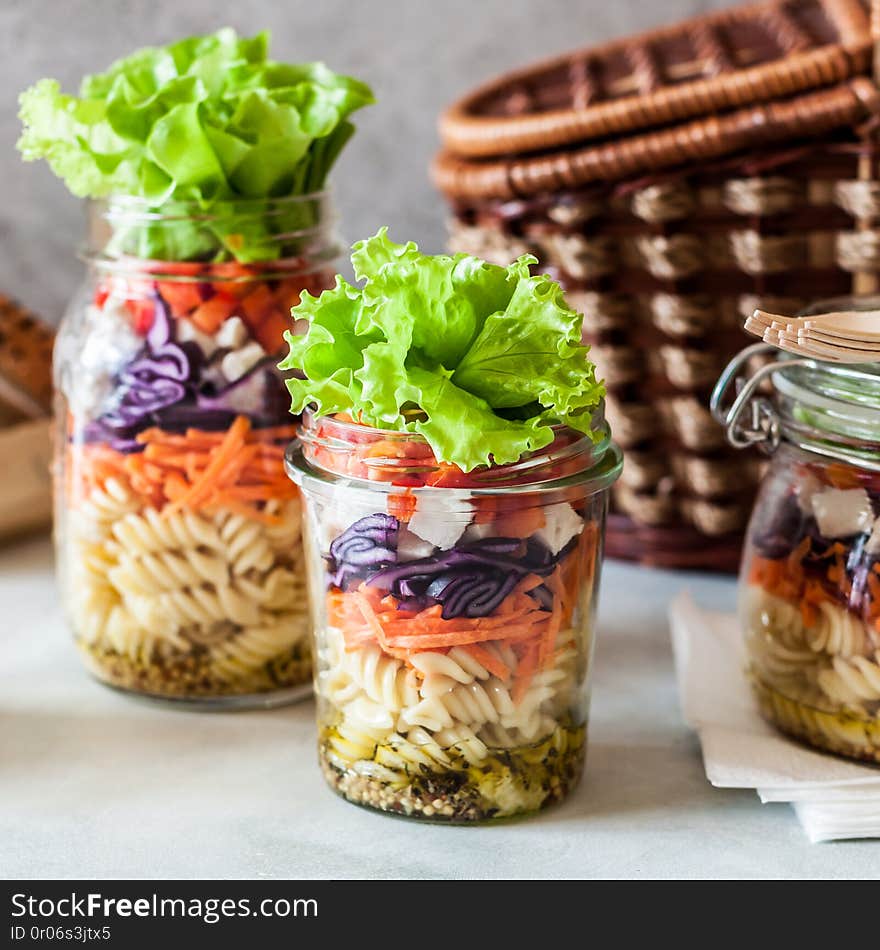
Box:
[0, 295, 54, 542]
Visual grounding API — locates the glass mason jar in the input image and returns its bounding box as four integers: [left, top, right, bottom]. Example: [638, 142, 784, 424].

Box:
[713, 297, 880, 763]
[285, 410, 622, 821]
[54, 193, 341, 707]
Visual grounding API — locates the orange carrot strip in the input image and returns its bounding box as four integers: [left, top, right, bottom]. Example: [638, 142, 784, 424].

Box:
[249, 425, 299, 441]
[354, 589, 391, 651]
[384, 619, 545, 650]
[380, 607, 538, 638]
[541, 569, 565, 667]
[167, 415, 251, 511]
[510, 573, 544, 596]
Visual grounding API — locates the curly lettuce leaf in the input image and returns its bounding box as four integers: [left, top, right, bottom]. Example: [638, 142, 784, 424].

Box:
[17, 28, 373, 261]
[282, 231, 605, 472]
[452, 272, 603, 417]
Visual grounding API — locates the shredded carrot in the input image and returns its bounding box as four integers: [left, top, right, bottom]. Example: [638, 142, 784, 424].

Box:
[353, 589, 391, 651]
[508, 573, 545, 597]
[540, 568, 564, 668]
[166, 415, 251, 511]
[69, 414, 297, 522]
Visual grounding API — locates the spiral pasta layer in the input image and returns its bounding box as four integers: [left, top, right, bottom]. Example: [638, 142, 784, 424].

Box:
[318, 622, 581, 758]
[64, 483, 310, 697]
[744, 587, 880, 745]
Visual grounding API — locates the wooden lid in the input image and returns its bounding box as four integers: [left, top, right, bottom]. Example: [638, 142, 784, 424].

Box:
[440, 0, 871, 159]
[434, 1, 880, 200]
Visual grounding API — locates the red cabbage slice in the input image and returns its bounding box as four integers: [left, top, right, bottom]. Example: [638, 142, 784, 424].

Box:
[327, 514, 400, 590]
[146, 294, 172, 349]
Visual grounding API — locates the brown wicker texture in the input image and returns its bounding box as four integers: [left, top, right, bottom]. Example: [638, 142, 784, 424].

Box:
[0, 295, 54, 423]
[434, 0, 880, 571]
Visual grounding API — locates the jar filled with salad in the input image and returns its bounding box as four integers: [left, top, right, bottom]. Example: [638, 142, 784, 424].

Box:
[18, 30, 373, 705]
[713, 298, 880, 763]
[284, 230, 622, 820]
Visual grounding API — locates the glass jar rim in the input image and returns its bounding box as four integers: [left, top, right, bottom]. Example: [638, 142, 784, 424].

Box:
[83, 191, 341, 280]
[286, 407, 622, 498]
[93, 190, 332, 222]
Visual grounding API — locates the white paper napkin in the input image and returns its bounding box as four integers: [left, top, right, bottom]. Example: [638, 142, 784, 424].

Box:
[669, 592, 880, 842]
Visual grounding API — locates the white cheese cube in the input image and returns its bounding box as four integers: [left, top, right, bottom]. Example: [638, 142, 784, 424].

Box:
[462, 521, 496, 543]
[811, 487, 874, 539]
[407, 496, 474, 550]
[795, 471, 823, 514]
[221, 341, 265, 381]
[535, 502, 584, 555]
[397, 528, 438, 561]
[215, 316, 249, 349]
[176, 317, 218, 356]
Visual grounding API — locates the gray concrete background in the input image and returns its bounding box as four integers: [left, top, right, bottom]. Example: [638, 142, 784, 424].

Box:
[2, 0, 726, 323]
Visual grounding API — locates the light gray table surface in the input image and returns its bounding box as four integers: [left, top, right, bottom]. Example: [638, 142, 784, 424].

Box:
[2, 534, 877, 879]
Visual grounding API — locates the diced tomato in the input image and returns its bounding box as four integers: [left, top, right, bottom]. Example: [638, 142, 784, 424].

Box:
[495, 505, 546, 538]
[387, 491, 417, 523]
[189, 295, 238, 334]
[252, 308, 293, 354]
[240, 284, 275, 332]
[216, 280, 253, 301]
[389, 475, 425, 488]
[93, 286, 110, 309]
[824, 462, 863, 490]
[473, 496, 498, 524]
[423, 466, 472, 488]
[274, 277, 310, 311]
[125, 298, 155, 336]
[157, 280, 203, 317]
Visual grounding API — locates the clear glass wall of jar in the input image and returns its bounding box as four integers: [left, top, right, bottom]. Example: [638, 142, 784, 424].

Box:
[54, 194, 341, 706]
[286, 411, 622, 821]
[714, 297, 880, 763]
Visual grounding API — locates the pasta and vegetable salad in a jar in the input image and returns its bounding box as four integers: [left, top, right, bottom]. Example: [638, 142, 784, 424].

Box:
[714, 319, 880, 763]
[18, 29, 373, 705]
[284, 231, 621, 820]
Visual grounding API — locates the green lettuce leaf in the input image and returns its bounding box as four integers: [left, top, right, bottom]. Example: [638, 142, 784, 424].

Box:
[452, 271, 602, 417]
[17, 28, 373, 262]
[281, 230, 605, 471]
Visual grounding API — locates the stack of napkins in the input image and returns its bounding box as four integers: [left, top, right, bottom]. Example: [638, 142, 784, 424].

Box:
[670, 592, 880, 842]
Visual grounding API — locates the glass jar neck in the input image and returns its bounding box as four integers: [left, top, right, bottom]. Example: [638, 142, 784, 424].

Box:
[290, 408, 622, 494]
[772, 295, 880, 471]
[85, 192, 341, 277]
[773, 361, 880, 470]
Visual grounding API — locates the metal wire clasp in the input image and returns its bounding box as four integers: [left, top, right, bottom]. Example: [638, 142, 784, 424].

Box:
[710, 343, 811, 452]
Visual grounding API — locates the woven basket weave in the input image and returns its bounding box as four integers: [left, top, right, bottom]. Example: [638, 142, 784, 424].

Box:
[434, 0, 880, 571]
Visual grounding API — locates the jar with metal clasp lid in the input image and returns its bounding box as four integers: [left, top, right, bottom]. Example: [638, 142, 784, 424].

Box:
[712, 297, 880, 763]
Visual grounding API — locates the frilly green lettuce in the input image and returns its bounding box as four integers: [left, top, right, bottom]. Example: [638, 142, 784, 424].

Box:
[280, 230, 605, 471]
[17, 29, 373, 261]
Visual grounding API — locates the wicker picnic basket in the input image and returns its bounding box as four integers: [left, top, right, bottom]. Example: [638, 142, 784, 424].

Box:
[433, 0, 880, 570]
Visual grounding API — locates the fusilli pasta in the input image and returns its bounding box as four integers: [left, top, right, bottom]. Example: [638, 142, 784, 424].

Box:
[64, 477, 310, 697]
